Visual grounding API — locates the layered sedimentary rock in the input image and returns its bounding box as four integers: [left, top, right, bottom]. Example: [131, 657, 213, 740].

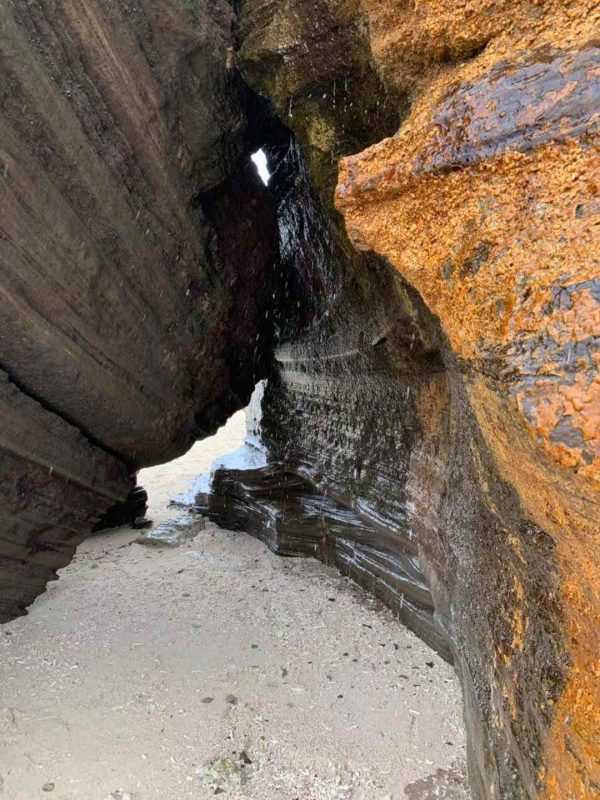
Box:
[199, 2, 600, 799]
[0, 371, 135, 618]
[0, 2, 598, 799]
[335, 7, 600, 800]
[198, 134, 455, 659]
[0, 0, 278, 619]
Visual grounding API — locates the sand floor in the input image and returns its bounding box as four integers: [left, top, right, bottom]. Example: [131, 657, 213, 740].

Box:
[0, 415, 469, 800]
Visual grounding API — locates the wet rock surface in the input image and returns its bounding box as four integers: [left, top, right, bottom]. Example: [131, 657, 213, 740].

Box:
[201, 2, 599, 799]
[332, 6, 599, 799]
[0, 1, 598, 799]
[135, 513, 205, 548]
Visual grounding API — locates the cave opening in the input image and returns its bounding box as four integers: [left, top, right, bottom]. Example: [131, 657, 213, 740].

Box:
[136, 410, 247, 533]
[250, 148, 271, 186]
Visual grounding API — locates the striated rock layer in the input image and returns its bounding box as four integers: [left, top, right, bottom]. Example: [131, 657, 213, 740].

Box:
[199, 2, 599, 799]
[0, 2, 598, 799]
[335, 5, 600, 799]
[0, 0, 279, 620]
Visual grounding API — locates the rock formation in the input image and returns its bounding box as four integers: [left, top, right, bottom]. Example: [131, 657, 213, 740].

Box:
[0, 0, 279, 621]
[0, 2, 598, 799]
[207, 2, 599, 798]
[335, 8, 600, 800]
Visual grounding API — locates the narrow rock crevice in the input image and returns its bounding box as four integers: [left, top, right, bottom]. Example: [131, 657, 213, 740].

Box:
[0, 3, 597, 799]
[195, 93, 571, 800]
[196, 3, 599, 799]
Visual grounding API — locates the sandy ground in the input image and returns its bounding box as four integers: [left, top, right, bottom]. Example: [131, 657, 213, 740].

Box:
[0, 415, 469, 800]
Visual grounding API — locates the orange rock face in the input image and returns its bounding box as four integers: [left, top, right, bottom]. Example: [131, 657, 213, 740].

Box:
[336, 2, 599, 797]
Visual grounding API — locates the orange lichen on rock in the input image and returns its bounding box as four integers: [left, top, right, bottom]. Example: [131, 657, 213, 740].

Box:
[467, 377, 599, 798]
[337, 44, 600, 484]
[360, 0, 600, 98]
[339, 134, 600, 484]
[542, 576, 600, 800]
[336, 3, 599, 797]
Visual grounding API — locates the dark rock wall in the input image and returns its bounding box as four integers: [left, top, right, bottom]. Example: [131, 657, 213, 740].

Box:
[200, 2, 599, 799]
[0, 371, 134, 620]
[0, 0, 277, 463]
[200, 136, 453, 658]
[0, 0, 279, 619]
[198, 125, 572, 800]
[238, 0, 405, 209]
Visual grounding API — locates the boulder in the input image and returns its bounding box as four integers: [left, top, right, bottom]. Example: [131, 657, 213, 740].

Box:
[0, 0, 278, 616]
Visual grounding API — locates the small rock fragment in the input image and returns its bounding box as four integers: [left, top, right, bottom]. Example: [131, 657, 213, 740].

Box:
[136, 515, 205, 547]
[196, 757, 248, 790]
[131, 517, 153, 530]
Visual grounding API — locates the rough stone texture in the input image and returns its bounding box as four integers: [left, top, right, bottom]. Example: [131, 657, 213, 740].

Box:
[0, 1, 278, 618]
[199, 2, 599, 799]
[0, 2, 598, 799]
[238, 0, 404, 207]
[93, 486, 149, 533]
[0, 371, 134, 621]
[198, 132, 577, 800]
[0, 0, 278, 463]
[335, 7, 600, 799]
[197, 342, 457, 660]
